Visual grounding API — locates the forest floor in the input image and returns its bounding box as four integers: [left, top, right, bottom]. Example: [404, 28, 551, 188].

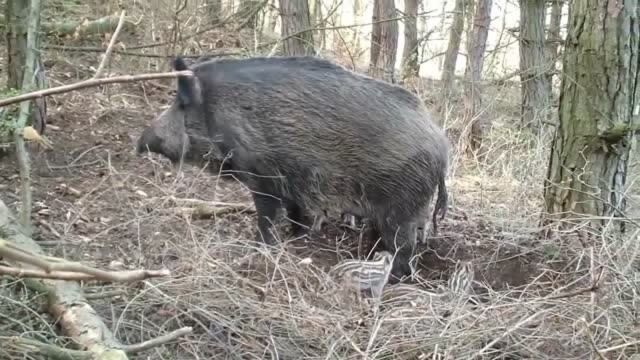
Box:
[2, 6, 640, 359]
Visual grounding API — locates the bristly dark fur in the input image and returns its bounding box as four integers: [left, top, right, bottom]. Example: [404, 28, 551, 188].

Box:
[137, 55, 450, 280]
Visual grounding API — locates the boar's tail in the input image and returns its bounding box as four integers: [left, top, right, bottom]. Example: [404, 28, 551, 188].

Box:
[431, 175, 448, 235]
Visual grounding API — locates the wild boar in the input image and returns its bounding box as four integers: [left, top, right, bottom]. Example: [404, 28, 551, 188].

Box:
[136, 55, 449, 280]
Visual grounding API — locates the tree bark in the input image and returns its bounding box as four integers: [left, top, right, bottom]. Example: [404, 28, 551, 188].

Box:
[463, 0, 492, 152]
[278, 0, 315, 56]
[402, 0, 420, 82]
[543, 0, 640, 228]
[368, 0, 399, 83]
[519, 0, 551, 129]
[440, 0, 467, 107]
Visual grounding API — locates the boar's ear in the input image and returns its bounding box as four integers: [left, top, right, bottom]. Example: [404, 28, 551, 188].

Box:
[172, 57, 202, 106]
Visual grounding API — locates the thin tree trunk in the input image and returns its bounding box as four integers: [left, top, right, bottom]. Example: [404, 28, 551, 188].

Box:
[402, 0, 420, 82]
[519, 0, 551, 129]
[545, 0, 564, 96]
[11, 0, 42, 237]
[5, 0, 29, 90]
[279, 0, 314, 56]
[207, 0, 223, 23]
[437, 0, 448, 72]
[543, 0, 639, 229]
[5, 0, 47, 136]
[310, 0, 325, 49]
[352, 0, 363, 58]
[463, 0, 492, 152]
[440, 0, 466, 107]
[266, 0, 279, 33]
[368, 0, 399, 83]
[237, 0, 263, 30]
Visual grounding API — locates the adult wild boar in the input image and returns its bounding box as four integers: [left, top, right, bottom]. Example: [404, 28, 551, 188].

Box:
[136, 56, 449, 280]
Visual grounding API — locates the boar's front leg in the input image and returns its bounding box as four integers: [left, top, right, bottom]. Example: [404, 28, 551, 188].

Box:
[284, 199, 311, 237]
[252, 192, 281, 245]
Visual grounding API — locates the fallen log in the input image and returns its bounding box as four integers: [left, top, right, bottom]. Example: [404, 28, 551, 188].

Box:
[42, 15, 136, 38]
[147, 196, 255, 219]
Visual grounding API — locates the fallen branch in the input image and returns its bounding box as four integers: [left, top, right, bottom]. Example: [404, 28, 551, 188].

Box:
[42, 14, 136, 37]
[4, 336, 93, 360]
[0, 238, 170, 282]
[122, 327, 193, 354]
[0, 265, 169, 282]
[84, 289, 126, 300]
[2, 327, 193, 359]
[149, 196, 255, 219]
[170, 205, 255, 219]
[164, 196, 254, 209]
[93, 10, 127, 79]
[0, 70, 193, 108]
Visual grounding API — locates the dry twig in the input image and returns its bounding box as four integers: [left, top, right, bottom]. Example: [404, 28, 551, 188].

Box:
[93, 10, 127, 79]
[122, 327, 193, 354]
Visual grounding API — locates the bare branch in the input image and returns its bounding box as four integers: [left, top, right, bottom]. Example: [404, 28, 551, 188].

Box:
[0, 239, 170, 283]
[122, 327, 193, 354]
[0, 265, 169, 282]
[44, 45, 242, 59]
[0, 70, 193, 108]
[84, 289, 127, 300]
[93, 10, 127, 79]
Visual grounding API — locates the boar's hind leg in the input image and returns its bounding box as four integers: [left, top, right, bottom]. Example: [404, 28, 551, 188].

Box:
[252, 193, 281, 245]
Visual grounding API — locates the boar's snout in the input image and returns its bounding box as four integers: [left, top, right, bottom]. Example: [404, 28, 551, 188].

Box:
[136, 126, 186, 163]
[136, 126, 161, 154]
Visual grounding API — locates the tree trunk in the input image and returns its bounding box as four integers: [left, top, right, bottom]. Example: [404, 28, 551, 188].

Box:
[402, 0, 420, 82]
[463, 0, 492, 152]
[5, 0, 29, 90]
[352, 0, 364, 58]
[368, 0, 399, 83]
[543, 0, 639, 228]
[5, 0, 47, 135]
[278, 0, 314, 56]
[464, 0, 492, 151]
[207, 0, 223, 23]
[440, 0, 466, 107]
[265, 0, 279, 33]
[545, 0, 564, 97]
[310, 0, 325, 49]
[519, 0, 551, 129]
[237, 0, 263, 30]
